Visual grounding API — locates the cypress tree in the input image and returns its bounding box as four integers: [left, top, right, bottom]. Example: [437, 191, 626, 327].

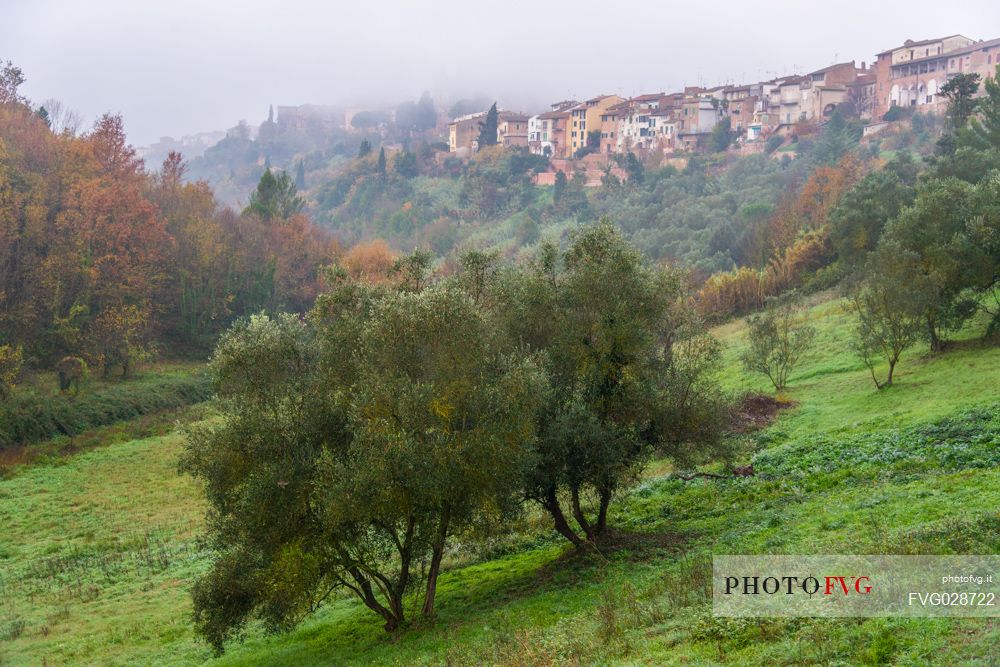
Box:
[477, 103, 499, 149]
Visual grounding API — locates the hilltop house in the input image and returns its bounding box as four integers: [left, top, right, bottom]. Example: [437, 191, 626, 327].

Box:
[448, 111, 487, 156]
[873, 35, 1000, 117]
[567, 95, 624, 156]
[497, 112, 529, 148]
[532, 100, 577, 157]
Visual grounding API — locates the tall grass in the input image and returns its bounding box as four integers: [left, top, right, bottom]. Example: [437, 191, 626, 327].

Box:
[0, 373, 212, 448]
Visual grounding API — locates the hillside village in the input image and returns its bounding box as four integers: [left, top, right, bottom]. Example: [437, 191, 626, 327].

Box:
[136, 32, 1000, 206]
[449, 35, 1000, 168]
[447, 33, 1000, 161]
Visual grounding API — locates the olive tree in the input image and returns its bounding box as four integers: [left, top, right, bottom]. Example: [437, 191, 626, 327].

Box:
[181, 278, 544, 652]
[850, 244, 928, 389]
[479, 222, 727, 548]
[740, 295, 815, 392]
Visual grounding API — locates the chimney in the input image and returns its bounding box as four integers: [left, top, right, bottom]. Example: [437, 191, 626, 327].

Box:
[861, 61, 867, 70]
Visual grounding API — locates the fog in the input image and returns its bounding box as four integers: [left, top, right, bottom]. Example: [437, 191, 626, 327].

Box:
[4, 0, 999, 146]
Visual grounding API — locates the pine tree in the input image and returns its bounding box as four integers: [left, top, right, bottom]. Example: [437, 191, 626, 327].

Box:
[963, 65, 1000, 150]
[376, 147, 387, 178]
[940, 73, 981, 129]
[358, 138, 372, 157]
[477, 103, 499, 149]
[243, 168, 304, 221]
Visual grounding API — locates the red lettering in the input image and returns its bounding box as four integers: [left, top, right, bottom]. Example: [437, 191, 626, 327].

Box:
[824, 576, 849, 595]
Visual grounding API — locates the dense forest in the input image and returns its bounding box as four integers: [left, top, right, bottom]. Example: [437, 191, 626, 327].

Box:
[0, 62, 337, 392]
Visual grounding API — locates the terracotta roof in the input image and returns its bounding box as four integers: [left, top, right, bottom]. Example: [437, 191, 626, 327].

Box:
[778, 76, 809, 86]
[890, 36, 1000, 67]
[632, 92, 665, 102]
[499, 111, 528, 122]
[538, 109, 571, 120]
[808, 61, 856, 76]
[876, 34, 972, 55]
[848, 73, 877, 86]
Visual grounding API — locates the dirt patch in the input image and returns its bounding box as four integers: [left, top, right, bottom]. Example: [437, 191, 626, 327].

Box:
[731, 392, 795, 433]
[534, 529, 691, 580]
[597, 528, 689, 555]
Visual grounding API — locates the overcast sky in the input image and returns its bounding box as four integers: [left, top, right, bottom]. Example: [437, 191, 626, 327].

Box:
[4, 0, 1000, 146]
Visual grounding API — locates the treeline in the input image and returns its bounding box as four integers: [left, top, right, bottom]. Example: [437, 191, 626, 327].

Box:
[0, 62, 337, 392]
[182, 223, 730, 650]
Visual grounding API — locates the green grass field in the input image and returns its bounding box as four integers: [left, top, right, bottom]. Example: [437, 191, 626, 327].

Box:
[1, 297, 998, 666]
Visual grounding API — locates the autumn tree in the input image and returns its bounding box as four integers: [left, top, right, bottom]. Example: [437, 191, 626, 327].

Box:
[0, 60, 338, 370]
[341, 239, 398, 283]
[87, 304, 152, 378]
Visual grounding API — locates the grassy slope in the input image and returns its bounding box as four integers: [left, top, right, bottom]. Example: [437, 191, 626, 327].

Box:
[1, 297, 998, 666]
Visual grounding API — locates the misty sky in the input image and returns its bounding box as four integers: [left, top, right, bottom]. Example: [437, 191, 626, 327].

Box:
[4, 0, 1000, 146]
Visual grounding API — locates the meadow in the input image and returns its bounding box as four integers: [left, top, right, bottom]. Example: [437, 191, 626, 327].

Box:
[1, 295, 998, 666]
